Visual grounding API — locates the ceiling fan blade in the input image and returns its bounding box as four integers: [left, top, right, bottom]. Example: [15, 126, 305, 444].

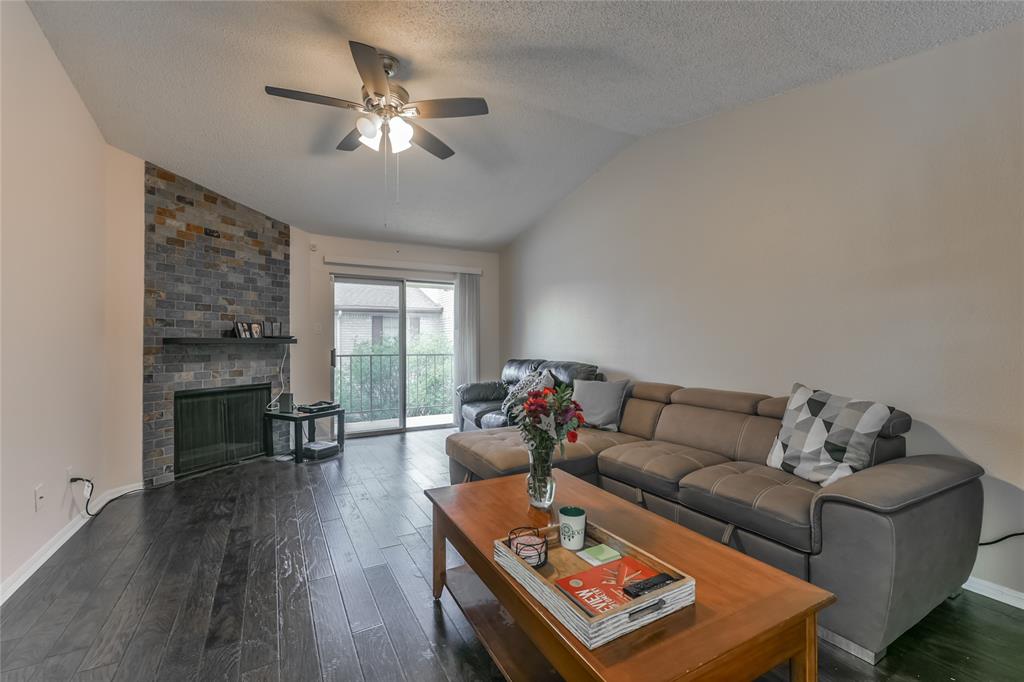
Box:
[406, 98, 489, 118]
[408, 121, 454, 159]
[337, 128, 363, 151]
[265, 86, 364, 111]
[349, 41, 390, 101]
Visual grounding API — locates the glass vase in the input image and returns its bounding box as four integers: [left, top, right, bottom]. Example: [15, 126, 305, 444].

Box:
[527, 442, 556, 509]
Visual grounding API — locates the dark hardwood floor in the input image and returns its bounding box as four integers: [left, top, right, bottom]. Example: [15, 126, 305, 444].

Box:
[1, 429, 1020, 681]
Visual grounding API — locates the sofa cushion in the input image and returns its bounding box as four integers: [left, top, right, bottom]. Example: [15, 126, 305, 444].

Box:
[537, 360, 600, 386]
[501, 369, 554, 414]
[457, 381, 507, 404]
[598, 441, 729, 498]
[758, 395, 911, 438]
[654, 403, 753, 457]
[619, 399, 665, 440]
[677, 462, 819, 552]
[445, 427, 641, 479]
[630, 382, 682, 403]
[616, 383, 679, 439]
[767, 383, 895, 486]
[734, 415, 785, 464]
[878, 409, 912, 438]
[757, 396, 789, 419]
[501, 359, 544, 385]
[461, 400, 503, 429]
[480, 411, 508, 429]
[670, 388, 771, 414]
[574, 379, 629, 430]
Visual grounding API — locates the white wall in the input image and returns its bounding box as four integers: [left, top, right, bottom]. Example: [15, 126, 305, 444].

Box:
[290, 229, 500, 423]
[502, 24, 1024, 593]
[1, 1, 144, 591]
[102, 146, 145, 494]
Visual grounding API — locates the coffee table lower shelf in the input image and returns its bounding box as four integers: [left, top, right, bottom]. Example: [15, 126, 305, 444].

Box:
[446, 564, 563, 682]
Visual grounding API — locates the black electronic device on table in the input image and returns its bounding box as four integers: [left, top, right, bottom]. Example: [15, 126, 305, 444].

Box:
[297, 400, 340, 414]
[623, 573, 675, 598]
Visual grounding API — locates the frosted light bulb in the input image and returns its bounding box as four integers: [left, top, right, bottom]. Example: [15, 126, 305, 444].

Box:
[356, 116, 377, 138]
[359, 129, 382, 151]
[389, 116, 413, 143]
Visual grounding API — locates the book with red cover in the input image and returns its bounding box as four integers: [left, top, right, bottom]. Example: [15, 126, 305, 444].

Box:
[555, 556, 659, 616]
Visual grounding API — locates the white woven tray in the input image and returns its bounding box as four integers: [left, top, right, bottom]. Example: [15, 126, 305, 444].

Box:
[493, 522, 695, 649]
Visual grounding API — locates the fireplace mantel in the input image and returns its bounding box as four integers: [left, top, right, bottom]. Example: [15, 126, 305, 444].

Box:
[162, 337, 296, 346]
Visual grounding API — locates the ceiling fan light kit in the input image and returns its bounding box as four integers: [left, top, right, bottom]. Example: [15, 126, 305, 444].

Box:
[358, 127, 382, 151]
[387, 117, 414, 153]
[356, 113, 381, 138]
[266, 41, 489, 160]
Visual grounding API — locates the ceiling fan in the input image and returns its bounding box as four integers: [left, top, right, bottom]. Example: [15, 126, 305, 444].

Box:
[266, 41, 488, 160]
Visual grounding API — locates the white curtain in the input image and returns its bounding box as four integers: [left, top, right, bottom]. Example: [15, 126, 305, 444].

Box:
[454, 272, 481, 419]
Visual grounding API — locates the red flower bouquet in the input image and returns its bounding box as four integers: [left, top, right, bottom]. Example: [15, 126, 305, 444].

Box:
[510, 384, 584, 508]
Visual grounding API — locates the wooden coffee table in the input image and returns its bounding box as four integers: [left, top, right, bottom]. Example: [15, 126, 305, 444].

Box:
[426, 469, 834, 682]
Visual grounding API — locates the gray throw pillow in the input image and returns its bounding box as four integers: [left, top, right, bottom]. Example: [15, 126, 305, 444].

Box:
[767, 383, 895, 486]
[501, 370, 555, 415]
[572, 379, 629, 431]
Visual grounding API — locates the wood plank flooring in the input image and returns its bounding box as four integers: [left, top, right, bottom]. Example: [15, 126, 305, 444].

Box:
[1, 429, 1020, 681]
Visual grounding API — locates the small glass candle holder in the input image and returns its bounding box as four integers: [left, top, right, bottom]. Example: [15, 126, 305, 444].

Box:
[508, 526, 548, 568]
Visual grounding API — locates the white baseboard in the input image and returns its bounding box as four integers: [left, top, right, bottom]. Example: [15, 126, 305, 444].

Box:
[963, 576, 1024, 610]
[0, 482, 143, 604]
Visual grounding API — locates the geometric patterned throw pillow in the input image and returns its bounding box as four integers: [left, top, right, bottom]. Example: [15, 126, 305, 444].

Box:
[767, 383, 895, 486]
[501, 369, 555, 416]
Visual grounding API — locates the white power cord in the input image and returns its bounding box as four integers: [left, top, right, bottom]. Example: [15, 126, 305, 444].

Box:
[266, 344, 290, 410]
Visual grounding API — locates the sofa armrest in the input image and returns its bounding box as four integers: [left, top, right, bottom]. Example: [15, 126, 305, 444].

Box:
[455, 381, 507, 431]
[456, 381, 507, 404]
[808, 454, 984, 655]
[812, 454, 983, 522]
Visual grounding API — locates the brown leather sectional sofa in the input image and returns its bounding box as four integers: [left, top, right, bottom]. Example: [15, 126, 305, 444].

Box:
[445, 382, 985, 664]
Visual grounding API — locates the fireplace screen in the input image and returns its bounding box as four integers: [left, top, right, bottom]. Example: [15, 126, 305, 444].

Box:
[174, 383, 270, 476]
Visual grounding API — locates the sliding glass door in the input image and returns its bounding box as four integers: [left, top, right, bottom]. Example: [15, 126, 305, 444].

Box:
[404, 281, 455, 428]
[332, 276, 455, 435]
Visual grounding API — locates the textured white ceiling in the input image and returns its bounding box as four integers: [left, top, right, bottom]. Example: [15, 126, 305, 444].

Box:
[28, 1, 1023, 248]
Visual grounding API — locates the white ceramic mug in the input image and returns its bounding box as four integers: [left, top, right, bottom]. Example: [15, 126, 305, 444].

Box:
[559, 506, 587, 551]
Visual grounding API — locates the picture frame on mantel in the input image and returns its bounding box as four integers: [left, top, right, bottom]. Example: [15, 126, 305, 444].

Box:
[235, 321, 251, 338]
[250, 322, 263, 338]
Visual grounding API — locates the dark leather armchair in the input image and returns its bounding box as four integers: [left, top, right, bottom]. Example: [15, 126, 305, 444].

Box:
[456, 358, 602, 430]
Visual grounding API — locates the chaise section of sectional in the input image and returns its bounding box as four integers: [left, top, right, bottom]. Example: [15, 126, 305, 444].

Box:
[445, 426, 641, 484]
[447, 380, 677, 482]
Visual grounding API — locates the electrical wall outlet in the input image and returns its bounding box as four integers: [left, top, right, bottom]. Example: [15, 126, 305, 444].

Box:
[34, 484, 46, 512]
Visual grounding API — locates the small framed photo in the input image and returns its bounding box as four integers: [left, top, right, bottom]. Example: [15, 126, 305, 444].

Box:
[264, 320, 276, 337]
[250, 322, 263, 338]
[271, 321, 282, 337]
[235, 321, 251, 338]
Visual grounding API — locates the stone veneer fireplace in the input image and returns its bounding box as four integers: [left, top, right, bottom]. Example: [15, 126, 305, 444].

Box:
[143, 163, 290, 486]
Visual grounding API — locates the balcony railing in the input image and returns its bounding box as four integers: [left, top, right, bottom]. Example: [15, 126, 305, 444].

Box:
[335, 353, 454, 426]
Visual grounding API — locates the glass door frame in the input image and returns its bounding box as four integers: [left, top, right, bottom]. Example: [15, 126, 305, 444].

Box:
[331, 273, 406, 437]
[330, 272, 456, 437]
[403, 278, 457, 432]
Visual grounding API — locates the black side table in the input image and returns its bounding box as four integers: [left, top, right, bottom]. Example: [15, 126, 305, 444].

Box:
[264, 407, 345, 463]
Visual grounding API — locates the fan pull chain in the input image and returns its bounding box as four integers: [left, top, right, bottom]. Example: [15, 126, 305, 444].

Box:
[383, 125, 390, 230]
